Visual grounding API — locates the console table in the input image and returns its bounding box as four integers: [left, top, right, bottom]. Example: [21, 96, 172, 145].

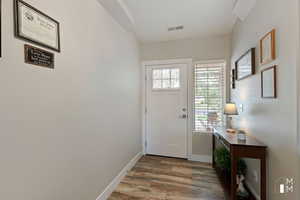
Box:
[212, 128, 267, 200]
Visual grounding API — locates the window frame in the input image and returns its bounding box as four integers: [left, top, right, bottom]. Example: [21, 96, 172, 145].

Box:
[192, 60, 227, 134]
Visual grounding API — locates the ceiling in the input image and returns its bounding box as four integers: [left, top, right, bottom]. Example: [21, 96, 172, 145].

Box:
[124, 0, 237, 43]
[99, 0, 240, 43]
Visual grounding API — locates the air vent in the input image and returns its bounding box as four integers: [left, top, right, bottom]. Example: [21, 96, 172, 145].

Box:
[168, 25, 184, 32]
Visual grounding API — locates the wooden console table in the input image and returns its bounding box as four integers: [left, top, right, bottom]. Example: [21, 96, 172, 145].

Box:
[212, 128, 267, 200]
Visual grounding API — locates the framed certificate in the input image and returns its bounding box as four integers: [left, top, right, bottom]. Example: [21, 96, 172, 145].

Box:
[14, 0, 61, 52]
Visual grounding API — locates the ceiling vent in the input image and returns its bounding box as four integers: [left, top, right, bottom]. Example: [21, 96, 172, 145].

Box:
[168, 25, 184, 32]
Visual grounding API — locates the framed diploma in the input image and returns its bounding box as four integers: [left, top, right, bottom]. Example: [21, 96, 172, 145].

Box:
[14, 0, 61, 52]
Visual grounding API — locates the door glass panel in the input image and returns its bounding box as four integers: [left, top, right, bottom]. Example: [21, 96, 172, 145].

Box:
[152, 68, 180, 89]
[153, 80, 162, 89]
[153, 70, 162, 79]
[171, 68, 180, 79]
[162, 69, 170, 79]
[162, 79, 171, 88]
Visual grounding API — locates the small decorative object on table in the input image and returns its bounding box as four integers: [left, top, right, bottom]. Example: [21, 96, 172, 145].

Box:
[224, 103, 239, 133]
[237, 130, 247, 141]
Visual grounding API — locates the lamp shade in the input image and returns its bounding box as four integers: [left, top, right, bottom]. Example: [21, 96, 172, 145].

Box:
[224, 103, 238, 115]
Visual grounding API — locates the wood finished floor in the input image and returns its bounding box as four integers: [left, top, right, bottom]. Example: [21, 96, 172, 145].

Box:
[108, 155, 225, 200]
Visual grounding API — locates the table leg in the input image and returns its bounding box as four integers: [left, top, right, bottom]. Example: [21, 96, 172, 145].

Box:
[212, 134, 215, 168]
[230, 152, 238, 200]
[261, 156, 266, 200]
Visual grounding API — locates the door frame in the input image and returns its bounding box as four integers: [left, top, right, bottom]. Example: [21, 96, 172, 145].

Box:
[141, 59, 193, 159]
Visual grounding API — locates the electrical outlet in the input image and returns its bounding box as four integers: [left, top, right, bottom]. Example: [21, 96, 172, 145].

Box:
[239, 104, 244, 113]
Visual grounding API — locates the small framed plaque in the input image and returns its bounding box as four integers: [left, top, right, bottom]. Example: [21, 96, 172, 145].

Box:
[14, 0, 61, 52]
[25, 44, 54, 68]
[261, 66, 277, 98]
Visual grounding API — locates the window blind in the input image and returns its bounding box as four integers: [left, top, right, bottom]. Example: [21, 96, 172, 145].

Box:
[194, 62, 225, 132]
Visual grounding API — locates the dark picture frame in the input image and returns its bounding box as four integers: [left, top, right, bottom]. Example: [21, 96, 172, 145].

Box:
[14, 0, 61, 52]
[261, 66, 277, 99]
[231, 69, 236, 89]
[235, 48, 255, 81]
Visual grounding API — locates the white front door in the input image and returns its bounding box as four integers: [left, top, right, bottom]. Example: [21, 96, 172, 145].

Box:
[146, 63, 188, 158]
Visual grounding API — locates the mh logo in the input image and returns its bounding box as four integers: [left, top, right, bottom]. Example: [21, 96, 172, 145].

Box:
[274, 177, 295, 194]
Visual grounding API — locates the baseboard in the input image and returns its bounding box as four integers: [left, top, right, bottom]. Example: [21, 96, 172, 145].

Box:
[245, 180, 261, 200]
[189, 154, 212, 163]
[95, 152, 143, 200]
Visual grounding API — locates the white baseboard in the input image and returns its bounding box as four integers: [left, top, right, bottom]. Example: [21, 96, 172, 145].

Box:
[96, 152, 143, 200]
[245, 180, 261, 200]
[189, 154, 212, 163]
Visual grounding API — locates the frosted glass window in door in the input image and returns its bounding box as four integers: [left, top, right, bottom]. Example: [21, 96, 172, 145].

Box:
[152, 68, 180, 89]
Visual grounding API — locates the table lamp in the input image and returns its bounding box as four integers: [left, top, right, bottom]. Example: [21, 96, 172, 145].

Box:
[224, 103, 238, 133]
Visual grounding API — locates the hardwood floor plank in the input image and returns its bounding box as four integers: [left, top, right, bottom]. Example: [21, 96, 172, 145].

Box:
[108, 155, 225, 200]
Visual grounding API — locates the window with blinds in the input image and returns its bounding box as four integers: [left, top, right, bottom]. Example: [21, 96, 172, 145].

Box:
[194, 62, 225, 132]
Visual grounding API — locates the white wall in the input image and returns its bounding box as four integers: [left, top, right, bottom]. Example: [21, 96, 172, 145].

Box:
[141, 35, 231, 157]
[141, 35, 231, 62]
[0, 0, 141, 200]
[231, 0, 299, 199]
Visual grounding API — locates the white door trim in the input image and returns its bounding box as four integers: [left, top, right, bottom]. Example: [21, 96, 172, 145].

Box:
[141, 59, 193, 159]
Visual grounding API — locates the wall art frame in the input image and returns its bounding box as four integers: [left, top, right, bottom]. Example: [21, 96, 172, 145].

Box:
[260, 29, 276, 65]
[235, 48, 255, 81]
[261, 65, 277, 98]
[14, 0, 61, 52]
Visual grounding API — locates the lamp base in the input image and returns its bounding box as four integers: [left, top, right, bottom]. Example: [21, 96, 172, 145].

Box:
[226, 129, 237, 134]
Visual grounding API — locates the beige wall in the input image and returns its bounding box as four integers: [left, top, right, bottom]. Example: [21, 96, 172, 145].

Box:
[0, 0, 141, 200]
[231, 0, 299, 199]
[141, 35, 231, 156]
